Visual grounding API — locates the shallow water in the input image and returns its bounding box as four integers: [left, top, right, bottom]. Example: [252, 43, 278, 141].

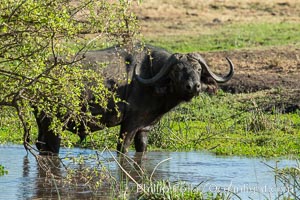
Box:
[0, 145, 297, 199]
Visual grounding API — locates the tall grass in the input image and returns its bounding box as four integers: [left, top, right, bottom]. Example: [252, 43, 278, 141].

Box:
[266, 160, 300, 199]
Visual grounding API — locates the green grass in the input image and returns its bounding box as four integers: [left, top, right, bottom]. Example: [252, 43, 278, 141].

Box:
[148, 90, 300, 157]
[145, 22, 300, 52]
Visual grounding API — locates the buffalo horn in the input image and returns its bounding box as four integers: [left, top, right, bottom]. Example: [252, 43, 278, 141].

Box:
[199, 57, 234, 83]
[135, 54, 178, 85]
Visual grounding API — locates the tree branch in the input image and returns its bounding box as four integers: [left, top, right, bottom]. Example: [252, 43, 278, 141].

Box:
[0, 101, 14, 107]
[7, 0, 28, 22]
[0, 69, 33, 81]
[15, 103, 30, 152]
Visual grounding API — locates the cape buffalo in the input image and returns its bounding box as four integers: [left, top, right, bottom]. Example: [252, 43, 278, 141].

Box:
[35, 44, 234, 154]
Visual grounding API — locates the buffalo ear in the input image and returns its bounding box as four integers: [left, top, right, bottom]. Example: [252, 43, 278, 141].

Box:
[201, 75, 218, 94]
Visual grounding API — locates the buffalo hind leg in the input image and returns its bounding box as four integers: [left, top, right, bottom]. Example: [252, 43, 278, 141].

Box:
[35, 112, 61, 155]
[36, 130, 61, 155]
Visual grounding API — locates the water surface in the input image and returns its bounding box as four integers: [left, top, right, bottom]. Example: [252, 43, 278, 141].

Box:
[0, 145, 297, 199]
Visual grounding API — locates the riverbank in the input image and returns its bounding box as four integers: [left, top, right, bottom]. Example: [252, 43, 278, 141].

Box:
[1, 87, 299, 158]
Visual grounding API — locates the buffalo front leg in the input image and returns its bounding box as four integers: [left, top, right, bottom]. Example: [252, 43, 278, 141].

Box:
[117, 123, 138, 153]
[117, 131, 136, 153]
[134, 127, 150, 152]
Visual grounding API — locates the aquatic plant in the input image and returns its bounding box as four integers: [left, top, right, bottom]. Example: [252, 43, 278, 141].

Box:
[0, 164, 8, 176]
[271, 161, 300, 199]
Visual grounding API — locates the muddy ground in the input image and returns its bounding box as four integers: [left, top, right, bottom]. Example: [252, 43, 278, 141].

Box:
[134, 0, 300, 112]
[204, 47, 300, 112]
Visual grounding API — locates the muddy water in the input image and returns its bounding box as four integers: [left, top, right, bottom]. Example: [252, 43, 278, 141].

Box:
[0, 145, 297, 199]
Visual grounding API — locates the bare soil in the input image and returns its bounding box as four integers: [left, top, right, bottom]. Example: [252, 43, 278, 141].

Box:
[134, 0, 300, 36]
[203, 47, 300, 112]
[134, 0, 300, 112]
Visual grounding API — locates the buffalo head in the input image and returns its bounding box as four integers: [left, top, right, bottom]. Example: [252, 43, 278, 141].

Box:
[134, 52, 234, 101]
